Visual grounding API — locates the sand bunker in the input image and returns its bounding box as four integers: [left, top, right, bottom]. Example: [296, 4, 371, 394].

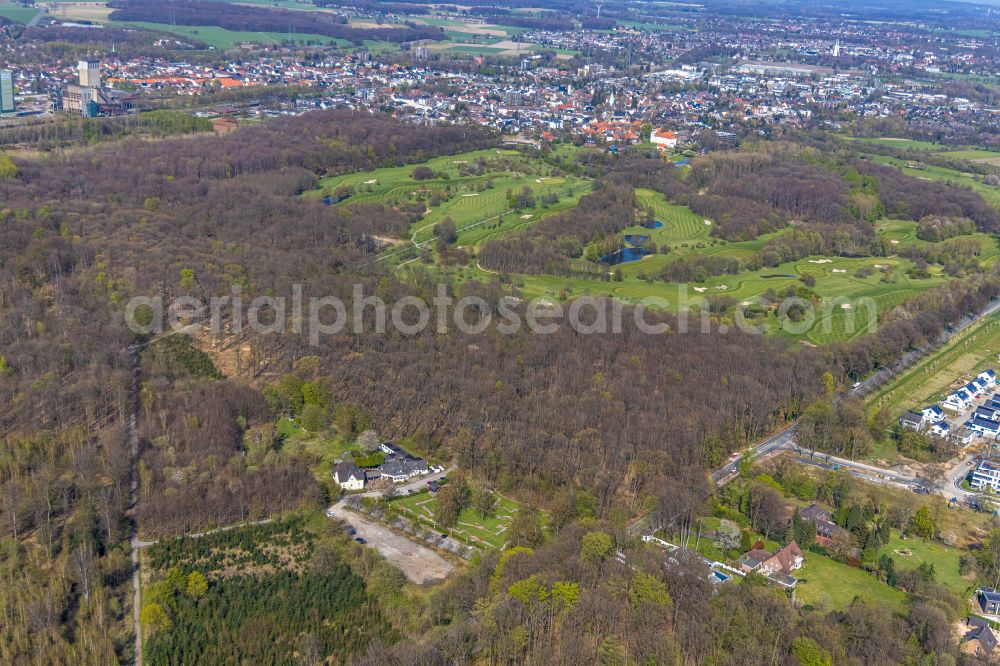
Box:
[520, 214, 533, 219]
[874, 264, 887, 269]
[832, 269, 846, 273]
[841, 304, 853, 309]
[890, 239, 899, 244]
[715, 285, 729, 290]
[462, 193, 480, 197]
[693, 287, 707, 292]
[364, 179, 377, 184]
[808, 259, 832, 264]
[704, 220, 712, 225]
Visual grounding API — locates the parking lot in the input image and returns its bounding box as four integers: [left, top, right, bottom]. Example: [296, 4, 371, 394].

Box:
[326, 501, 454, 584]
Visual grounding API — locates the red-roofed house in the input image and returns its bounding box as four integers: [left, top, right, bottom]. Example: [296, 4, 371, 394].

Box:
[651, 128, 677, 150]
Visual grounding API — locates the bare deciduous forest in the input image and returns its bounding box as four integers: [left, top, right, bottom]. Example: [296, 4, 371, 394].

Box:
[0, 109, 994, 664]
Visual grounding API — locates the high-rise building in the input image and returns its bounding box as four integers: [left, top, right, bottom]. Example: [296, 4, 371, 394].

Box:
[0, 70, 15, 116]
[78, 60, 100, 88]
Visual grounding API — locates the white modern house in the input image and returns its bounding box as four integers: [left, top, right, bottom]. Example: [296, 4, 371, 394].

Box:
[972, 460, 1000, 493]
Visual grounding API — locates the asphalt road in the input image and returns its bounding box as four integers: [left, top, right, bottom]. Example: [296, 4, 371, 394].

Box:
[712, 297, 1000, 490]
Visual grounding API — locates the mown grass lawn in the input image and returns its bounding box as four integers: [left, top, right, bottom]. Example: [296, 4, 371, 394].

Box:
[876, 534, 972, 597]
[390, 491, 523, 549]
[795, 551, 908, 613]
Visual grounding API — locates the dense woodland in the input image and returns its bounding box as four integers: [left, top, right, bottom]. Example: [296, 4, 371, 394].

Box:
[1, 109, 998, 664]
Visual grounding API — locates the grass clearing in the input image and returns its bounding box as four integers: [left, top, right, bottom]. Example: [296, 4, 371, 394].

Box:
[866, 311, 1000, 417]
[876, 534, 971, 597]
[390, 491, 524, 550]
[795, 550, 908, 612]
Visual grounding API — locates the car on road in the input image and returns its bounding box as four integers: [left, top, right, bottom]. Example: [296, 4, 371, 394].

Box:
[325, 508, 336, 517]
[852, 381, 862, 390]
[440, 533, 448, 540]
[355, 537, 367, 544]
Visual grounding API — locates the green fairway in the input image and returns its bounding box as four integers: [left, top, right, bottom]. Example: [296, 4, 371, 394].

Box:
[936, 149, 1000, 162]
[795, 551, 908, 612]
[501, 251, 945, 345]
[848, 137, 946, 152]
[311, 148, 982, 345]
[876, 534, 971, 597]
[390, 491, 524, 549]
[306, 148, 589, 250]
[866, 154, 1000, 207]
[113, 21, 346, 49]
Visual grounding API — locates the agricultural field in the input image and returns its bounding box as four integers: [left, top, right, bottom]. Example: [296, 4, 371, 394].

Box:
[112, 21, 345, 48]
[389, 490, 524, 550]
[0, 1, 40, 24]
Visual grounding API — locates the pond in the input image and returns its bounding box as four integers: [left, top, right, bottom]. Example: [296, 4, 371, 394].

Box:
[640, 220, 664, 229]
[761, 274, 797, 278]
[601, 247, 650, 265]
[623, 234, 649, 246]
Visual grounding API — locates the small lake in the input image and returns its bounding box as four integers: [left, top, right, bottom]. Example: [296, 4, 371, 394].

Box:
[641, 220, 664, 229]
[624, 234, 649, 246]
[601, 247, 650, 265]
[762, 274, 797, 279]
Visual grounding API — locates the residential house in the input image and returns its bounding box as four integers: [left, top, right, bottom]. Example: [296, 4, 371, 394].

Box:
[980, 587, 1000, 616]
[981, 369, 998, 389]
[976, 405, 1000, 422]
[739, 541, 804, 587]
[798, 503, 851, 547]
[377, 441, 430, 483]
[930, 421, 952, 438]
[379, 455, 429, 483]
[967, 416, 1000, 439]
[953, 427, 976, 446]
[920, 405, 945, 424]
[963, 616, 998, 660]
[945, 387, 974, 411]
[900, 410, 926, 431]
[332, 460, 366, 491]
[973, 463, 1000, 493]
